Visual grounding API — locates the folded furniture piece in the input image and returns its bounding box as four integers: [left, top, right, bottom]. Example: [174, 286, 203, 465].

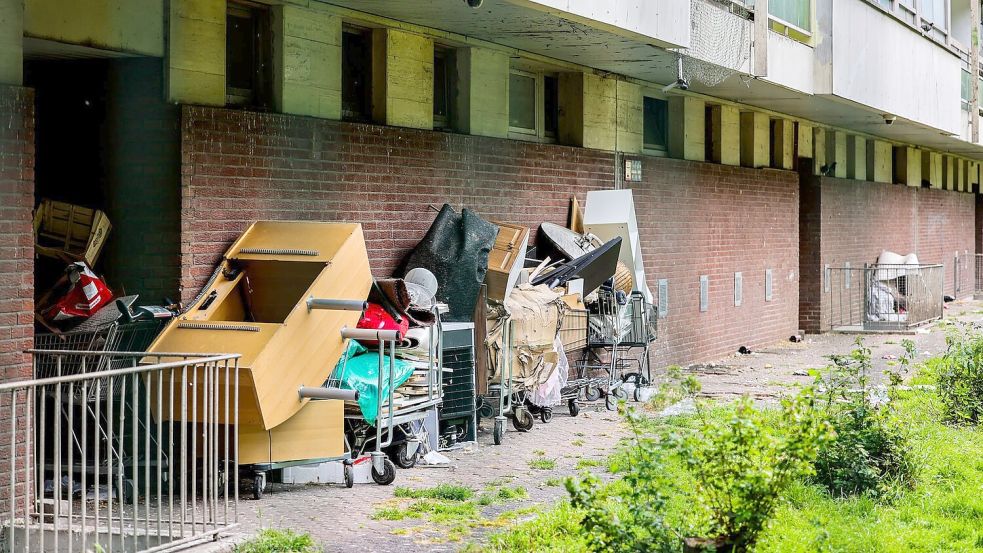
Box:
[147, 221, 373, 464]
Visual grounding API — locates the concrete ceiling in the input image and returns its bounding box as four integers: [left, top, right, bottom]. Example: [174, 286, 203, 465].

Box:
[23, 37, 137, 61]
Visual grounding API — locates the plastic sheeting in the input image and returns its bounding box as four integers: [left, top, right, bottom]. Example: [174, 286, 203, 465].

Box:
[527, 337, 569, 407]
[333, 341, 415, 426]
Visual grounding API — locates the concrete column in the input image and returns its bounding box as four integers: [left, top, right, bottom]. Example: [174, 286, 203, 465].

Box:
[0, 0, 23, 86]
[273, 5, 341, 120]
[797, 122, 813, 160]
[770, 118, 794, 170]
[668, 96, 705, 161]
[866, 140, 892, 183]
[826, 131, 847, 178]
[558, 72, 618, 150]
[956, 158, 966, 192]
[740, 111, 769, 168]
[168, 0, 225, 105]
[969, 161, 980, 192]
[942, 156, 956, 191]
[894, 146, 921, 186]
[812, 127, 827, 176]
[454, 47, 509, 138]
[616, 80, 643, 154]
[372, 28, 434, 129]
[709, 104, 740, 166]
[922, 151, 942, 189]
[846, 135, 866, 181]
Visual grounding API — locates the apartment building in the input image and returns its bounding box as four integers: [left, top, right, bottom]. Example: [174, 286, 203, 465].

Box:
[1, 0, 981, 390]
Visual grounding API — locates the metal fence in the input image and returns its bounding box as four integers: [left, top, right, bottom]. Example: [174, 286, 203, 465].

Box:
[825, 263, 944, 331]
[976, 254, 983, 298]
[1, 350, 240, 553]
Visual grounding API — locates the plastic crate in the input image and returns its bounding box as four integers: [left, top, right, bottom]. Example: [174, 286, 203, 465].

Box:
[559, 308, 588, 351]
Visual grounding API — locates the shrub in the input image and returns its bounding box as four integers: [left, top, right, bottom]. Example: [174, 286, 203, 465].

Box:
[236, 529, 317, 553]
[675, 391, 831, 551]
[813, 338, 916, 498]
[937, 325, 983, 425]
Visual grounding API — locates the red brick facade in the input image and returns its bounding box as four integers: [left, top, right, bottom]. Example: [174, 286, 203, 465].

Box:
[800, 176, 976, 332]
[180, 107, 801, 367]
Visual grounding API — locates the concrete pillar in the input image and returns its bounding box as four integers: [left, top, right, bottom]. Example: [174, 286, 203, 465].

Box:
[846, 135, 866, 181]
[969, 161, 980, 192]
[168, 0, 226, 105]
[372, 28, 434, 129]
[668, 96, 705, 162]
[740, 111, 769, 168]
[956, 158, 966, 192]
[0, 0, 23, 86]
[273, 5, 342, 120]
[558, 72, 618, 150]
[826, 131, 847, 178]
[615, 80, 643, 154]
[942, 156, 956, 191]
[812, 127, 826, 176]
[797, 122, 813, 160]
[866, 140, 892, 183]
[770, 118, 794, 170]
[894, 146, 921, 187]
[454, 47, 509, 138]
[709, 104, 740, 166]
[922, 151, 942, 188]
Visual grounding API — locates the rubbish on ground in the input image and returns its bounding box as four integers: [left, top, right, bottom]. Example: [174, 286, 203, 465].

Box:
[738, 345, 752, 355]
[43, 262, 113, 323]
[660, 397, 697, 417]
[790, 333, 804, 343]
[420, 451, 452, 466]
[943, 294, 955, 302]
[405, 204, 497, 321]
[33, 199, 112, 266]
[485, 222, 529, 302]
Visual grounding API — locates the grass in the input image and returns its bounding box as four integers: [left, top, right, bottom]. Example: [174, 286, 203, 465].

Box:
[235, 529, 317, 553]
[574, 458, 603, 470]
[528, 458, 557, 470]
[393, 483, 473, 501]
[486, 370, 983, 553]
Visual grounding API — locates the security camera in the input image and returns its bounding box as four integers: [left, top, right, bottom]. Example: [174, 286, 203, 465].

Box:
[883, 114, 896, 125]
[676, 78, 689, 91]
[464, 0, 483, 7]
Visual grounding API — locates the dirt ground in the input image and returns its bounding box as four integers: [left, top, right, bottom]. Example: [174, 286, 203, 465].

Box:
[210, 299, 981, 553]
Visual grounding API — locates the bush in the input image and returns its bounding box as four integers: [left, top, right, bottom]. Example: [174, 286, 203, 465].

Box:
[675, 391, 830, 551]
[937, 325, 983, 425]
[813, 339, 916, 498]
[236, 529, 317, 553]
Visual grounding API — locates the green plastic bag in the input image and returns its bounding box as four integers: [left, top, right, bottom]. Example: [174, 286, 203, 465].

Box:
[333, 341, 414, 426]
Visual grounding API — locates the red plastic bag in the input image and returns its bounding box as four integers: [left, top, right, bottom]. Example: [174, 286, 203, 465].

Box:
[356, 303, 408, 346]
[46, 262, 113, 322]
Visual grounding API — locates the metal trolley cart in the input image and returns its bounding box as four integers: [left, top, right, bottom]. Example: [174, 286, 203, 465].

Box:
[577, 289, 657, 410]
[478, 318, 535, 445]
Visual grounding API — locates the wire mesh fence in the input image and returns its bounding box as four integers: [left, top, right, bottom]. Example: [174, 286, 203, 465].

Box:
[825, 263, 944, 331]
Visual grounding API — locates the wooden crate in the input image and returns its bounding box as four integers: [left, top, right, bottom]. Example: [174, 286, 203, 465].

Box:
[33, 199, 112, 266]
[485, 222, 529, 301]
[559, 308, 588, 352]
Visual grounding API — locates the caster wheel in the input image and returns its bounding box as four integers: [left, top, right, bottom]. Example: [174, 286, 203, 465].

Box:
[344, 464, 354, 488]
[372, 458, 397, 486]
[633, 386, 644, 402]
[252, 474, 265, 500]
[584, 387, 601, 402]
[605, 393, 616, 411]
[479, 402, 494, 419]
[568, 399, 580, 417]
[613, 386, 628, 400]
[393, 443, 418, 469]
[493, 420, 504, 445]
[540, 407, 553, 423]
[512, 408, 534, 432]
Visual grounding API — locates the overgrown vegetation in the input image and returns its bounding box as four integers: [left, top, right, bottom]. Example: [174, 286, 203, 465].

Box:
[812, 338, 916, 497]
[236, 529, 317, 553]
[937, 324, 983, 425]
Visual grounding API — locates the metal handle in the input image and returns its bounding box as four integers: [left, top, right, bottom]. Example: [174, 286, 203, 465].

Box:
[307, 297, 367, 313]
[298, 386, 359, 401]
[340, 327, 401, 342]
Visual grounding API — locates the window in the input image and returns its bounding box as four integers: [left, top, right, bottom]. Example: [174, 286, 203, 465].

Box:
[769, 0, 811, 32]
[342, 27, 372, 121]
[643, 97, 669, 152]
[433, 49, 454, 130]
[508, 69, 559, 140]
[226, 2, 272, 108]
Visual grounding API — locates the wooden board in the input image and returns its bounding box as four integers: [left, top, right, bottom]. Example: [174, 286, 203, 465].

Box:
[239, 400, 345, 465]
[484, 222, 529, 301]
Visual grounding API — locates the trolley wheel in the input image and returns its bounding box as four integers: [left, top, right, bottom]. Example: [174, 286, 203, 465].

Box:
[493, 419, 504, 445]
[584, 386, 601, 402]
[613, 386, 629, 400]
[344, 464, 354, 489]
[568, 399, 581, 417]
[479, 401, 495, 419]
[393, 443, 418, 469]
[252, 474, 265, 500]
[605, 393, 617, 411]
[633, 386, 643, 402]
[372, 458, 397, 486]
[540, 407, 553, 423]
[512, 408, 534, 432]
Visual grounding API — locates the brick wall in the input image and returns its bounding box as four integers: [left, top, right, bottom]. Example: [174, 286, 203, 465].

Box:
[0, 85, 35, 523]
[181, 106, 800, 367]
[800, 176, 976, 332]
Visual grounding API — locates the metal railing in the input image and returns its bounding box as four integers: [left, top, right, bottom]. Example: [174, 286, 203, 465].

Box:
[1, 350, 240, 553]
[975, 254, 983, 297]
[825, 263, 944, 331]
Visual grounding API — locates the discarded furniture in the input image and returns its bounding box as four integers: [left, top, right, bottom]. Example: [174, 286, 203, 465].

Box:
[485, 222, 529, 302]
[33, 199, 112, 266]
[584, 190, 653, 303]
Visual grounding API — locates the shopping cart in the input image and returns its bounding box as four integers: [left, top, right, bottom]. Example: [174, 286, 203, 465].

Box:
[478, 317, 535, 445]
[576, 289, 657, 410]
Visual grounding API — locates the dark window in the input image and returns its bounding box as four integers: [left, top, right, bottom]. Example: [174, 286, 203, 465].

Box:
[643, 97, 669, 151]
[226, 2, 271, 108]
[434, 49, 452, 129]
[342, 28, 372, 121]
[544, 75, 558, 138]
[509, 72, 536, 132]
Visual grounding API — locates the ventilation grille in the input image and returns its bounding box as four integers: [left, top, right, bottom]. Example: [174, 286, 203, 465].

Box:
[178, 322, 261, 332]
[238, 247, 319, 256]
[699, 275, 709, 312]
